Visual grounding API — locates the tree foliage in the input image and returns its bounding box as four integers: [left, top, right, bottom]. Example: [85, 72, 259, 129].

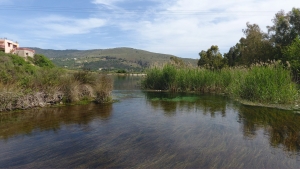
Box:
[198, 45, 227, 70]
[267, 8, 300, 59]
[223, 43, 241, 67]
[221, 7, 300, 77]
[239, 23, 275, 65]
[224, 23, 276, 66]
[283, 36, 300, 80]
[170, 56, 186, 67]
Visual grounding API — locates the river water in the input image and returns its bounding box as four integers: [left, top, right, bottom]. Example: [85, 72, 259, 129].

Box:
[0, 75, 300, 168]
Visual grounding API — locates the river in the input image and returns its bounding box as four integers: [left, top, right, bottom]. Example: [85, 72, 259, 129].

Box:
[0, 75, 300, 168]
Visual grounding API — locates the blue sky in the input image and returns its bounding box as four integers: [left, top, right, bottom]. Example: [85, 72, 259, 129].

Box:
[0, 0, 299, 58]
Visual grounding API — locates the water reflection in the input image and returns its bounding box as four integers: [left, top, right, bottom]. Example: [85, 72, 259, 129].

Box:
[0, 103, 112, 140]
[145, 92, 228, 117]
[1, 84, 300, 167]
[145, 91, 300, 155]
[238, 106, 300, 153]
[112, 75, 142, 90]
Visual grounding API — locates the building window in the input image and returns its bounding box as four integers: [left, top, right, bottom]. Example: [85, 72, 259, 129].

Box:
[8, 43, 11, 47]
[26, 53, 28, 56]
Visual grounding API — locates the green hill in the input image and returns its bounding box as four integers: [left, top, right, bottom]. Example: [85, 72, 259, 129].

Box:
[31, 47, 198, 72]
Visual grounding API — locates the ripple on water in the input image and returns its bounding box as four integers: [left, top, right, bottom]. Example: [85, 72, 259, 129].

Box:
[0, 90, 300, 168]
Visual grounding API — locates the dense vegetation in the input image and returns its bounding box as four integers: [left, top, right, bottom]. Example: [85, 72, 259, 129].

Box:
[143, 8, 300, 106]
[142, 63, 298, 105]
[198, 8, 300, 80]
[32, 47, 197, 72]
[0, 52, 113, 112]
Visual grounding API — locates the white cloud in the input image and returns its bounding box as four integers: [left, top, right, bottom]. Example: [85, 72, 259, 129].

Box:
[92, 0, 126, 9]
[27, 15, 106, 37]
[111, 0, 300, 58]
[8, 0, 298, 58]
[92, 0, 122, 5]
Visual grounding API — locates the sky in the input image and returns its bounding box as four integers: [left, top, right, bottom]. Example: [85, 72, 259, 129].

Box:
[0, 0, 299, 59]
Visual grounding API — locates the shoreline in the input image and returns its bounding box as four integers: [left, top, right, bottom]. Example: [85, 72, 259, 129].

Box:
[1, 89, 298, 113]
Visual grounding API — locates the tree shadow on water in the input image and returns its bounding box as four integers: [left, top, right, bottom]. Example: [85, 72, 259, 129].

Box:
[0, 103, 113, 140]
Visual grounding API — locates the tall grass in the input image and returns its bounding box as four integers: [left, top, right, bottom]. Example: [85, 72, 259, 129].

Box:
[238, 65, 297, 103]
[0, 53, 113, 111]
[142, 63, 298, 104]
[60, 71, 113, 103]
[142, 64, 235, 93]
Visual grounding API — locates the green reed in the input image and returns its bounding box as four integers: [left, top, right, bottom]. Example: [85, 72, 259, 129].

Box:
[142, 63, 298, 104]
[238, 65, 298, 103]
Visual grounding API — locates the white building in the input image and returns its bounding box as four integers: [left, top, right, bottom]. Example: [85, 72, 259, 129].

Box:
[0, 39, 19, 53]
[0, 39, 35, 58]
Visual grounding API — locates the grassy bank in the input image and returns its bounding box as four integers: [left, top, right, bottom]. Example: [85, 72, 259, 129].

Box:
[0, 52, 113, 112]
[142, 63, 298, 105]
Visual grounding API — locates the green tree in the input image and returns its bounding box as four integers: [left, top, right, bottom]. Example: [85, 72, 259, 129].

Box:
[267, 8, 300, 60]
[223, 43, 242, 67]
[170, 56, 186, 67]
[289, 8, 300, 40]
[198, 45, 227, 70]
[197, 50, 208, 67]
[283, 36, 300, 81]
[238, 23, 275, 65]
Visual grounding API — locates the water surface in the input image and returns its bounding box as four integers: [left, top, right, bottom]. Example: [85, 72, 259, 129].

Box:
[0, 75, 300, 168]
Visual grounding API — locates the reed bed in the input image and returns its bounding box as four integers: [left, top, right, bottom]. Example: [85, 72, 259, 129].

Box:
[142, 63, 298, 104]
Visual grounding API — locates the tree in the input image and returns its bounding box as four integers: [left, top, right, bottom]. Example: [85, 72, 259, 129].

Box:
[283, 36, 300, 81]
[289, 8, 300, 40]
[170, 56, 186, 67]
[267, 8, 300, 60]
[223, 43, 242, 67]
[197, 50, 208, 67]
[238, 22, 275, 65]
[198, 45, 227, 70]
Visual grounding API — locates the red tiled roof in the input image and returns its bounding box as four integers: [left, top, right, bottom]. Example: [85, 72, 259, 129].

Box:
[16, 48, 35, 53]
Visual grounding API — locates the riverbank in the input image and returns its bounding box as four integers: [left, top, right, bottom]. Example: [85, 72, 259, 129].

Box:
[0, 52, 113, 112]
[141, 63, 299, 107]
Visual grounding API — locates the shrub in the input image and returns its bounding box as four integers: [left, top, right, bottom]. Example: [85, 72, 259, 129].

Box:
[33, 54, 55, 68]
[72, 70, 97, 85]
[0, 53, 114, 111]
[116, 69, 127, 73]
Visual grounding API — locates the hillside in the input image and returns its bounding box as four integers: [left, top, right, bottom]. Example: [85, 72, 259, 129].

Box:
[31, 47, 198, 72]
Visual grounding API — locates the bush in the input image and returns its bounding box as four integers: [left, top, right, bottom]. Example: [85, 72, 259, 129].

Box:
[0, 53, 114, 111]
[33, 54, 55, 68]
[116, 69, 127, 73]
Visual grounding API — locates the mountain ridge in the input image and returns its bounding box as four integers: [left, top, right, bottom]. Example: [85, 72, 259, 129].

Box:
[30, 47, 198, 72]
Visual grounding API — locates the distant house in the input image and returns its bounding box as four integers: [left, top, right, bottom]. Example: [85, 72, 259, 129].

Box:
[15, 48, 35, 58]
[0, 39, 19, 53]
[0, 38, 35, 58]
